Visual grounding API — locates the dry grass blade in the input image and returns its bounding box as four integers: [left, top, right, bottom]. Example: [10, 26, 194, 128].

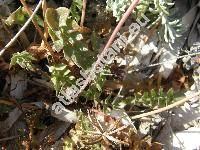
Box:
[0, 0, 43, 56]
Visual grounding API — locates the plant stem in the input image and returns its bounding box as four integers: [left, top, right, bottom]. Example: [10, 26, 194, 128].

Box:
[80, 0, 87, 27]
[41, 0, 48, 46]
[77, 0, 140, 96]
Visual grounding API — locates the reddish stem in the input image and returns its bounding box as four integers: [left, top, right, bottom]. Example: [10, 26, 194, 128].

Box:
[77, 0, 140, 96]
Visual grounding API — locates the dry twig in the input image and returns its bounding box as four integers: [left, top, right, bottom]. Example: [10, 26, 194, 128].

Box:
[131, 91, 200, 120]
[42, 0, 48, 44]
[0, 136, 19, 142]
[80, 0, 87, 27]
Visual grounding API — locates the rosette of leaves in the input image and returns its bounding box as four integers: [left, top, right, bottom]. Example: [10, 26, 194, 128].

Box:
[10, 51, 36, 71]
[67, 111, 110, 149]
[45, 7, 97, 69]
[69, 111, 137, 149]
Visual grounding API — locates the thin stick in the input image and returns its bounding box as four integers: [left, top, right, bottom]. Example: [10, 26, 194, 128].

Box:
[77, 0, 140, 96]
[0, 100, 14, 106]
[148, 51, 200, 67]
[112, 85, 123, 104]
[130, 51, 200, 72]
[0, 0, 43, 56]
[80, 0, 87, 27]
[131, 91, 200, 120]
[19, 0, 55, 60]
[41, 0, 48, 47]
[0, 136, 19, 142]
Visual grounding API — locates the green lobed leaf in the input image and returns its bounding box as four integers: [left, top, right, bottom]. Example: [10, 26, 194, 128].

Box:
[46, 8, 97, 69]
[10, 51, 36, 71]
[112, 88, 175, 109]
[49, 63, 75, 93]
[70, 0, 83, 22]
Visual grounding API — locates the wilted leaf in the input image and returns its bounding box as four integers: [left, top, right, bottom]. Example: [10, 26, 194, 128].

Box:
[45, 7, 70, 31]
[36, 121, 71, 148]
[5, 7, 27, 26]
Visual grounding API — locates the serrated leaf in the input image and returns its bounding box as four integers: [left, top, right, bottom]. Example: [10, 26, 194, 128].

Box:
[112, 88, 175, 110]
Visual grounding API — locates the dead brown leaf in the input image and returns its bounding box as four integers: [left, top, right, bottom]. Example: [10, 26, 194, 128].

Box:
[27, 43, 48, 60]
